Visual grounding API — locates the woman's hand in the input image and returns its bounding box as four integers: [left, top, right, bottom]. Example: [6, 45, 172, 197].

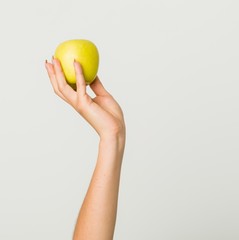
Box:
[45, 58, 126, 239]
[45, 58, 125, 140]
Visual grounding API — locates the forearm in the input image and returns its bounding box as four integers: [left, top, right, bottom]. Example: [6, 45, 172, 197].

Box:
[73, 134, 125, 240]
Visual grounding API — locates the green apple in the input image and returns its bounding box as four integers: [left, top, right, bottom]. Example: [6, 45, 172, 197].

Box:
[54, 39, 99, 87]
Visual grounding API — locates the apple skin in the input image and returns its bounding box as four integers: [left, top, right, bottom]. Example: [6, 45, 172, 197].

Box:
[54, 39, 99, 86]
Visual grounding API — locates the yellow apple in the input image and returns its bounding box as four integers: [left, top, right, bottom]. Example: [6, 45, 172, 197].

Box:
[54, 39, 99, 87]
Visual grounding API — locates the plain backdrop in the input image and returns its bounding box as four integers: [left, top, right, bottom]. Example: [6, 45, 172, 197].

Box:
[0, 0, 238, 239]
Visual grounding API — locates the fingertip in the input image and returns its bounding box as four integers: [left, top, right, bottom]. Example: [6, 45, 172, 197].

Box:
[73, 59, 77, 69]
[53, 58, 64, 74]
[45, 61, 54, 71]
[45, 59, 50, 67]
[53, 57, 61, 65]
[73, 59, 83, 72]
[90, 77, 109, 96]
[91, 76, 104, 88]
[74, 61, 85, 83]
[73, 59, 78, 66]
[52, 57, 58, 65]
[74, 62, 86, 95]
[90, 76, 99, 85]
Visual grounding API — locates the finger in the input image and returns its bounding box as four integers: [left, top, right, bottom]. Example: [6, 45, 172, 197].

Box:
[53, 58, 77, 104]
[74, 60, 86, 96]
[45, 60, 69, 102]
[90, 76, 110, 96]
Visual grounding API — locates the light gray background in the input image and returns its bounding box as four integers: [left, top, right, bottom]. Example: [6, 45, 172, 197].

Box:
[0, 0, 238, 239]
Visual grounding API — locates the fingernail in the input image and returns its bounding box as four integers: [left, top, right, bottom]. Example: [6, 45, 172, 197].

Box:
[45, 59, 48, 64]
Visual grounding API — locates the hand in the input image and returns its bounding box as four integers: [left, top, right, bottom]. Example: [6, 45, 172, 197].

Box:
[45, 58, 125, 140]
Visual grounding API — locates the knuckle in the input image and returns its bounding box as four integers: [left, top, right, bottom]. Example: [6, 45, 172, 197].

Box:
[76, 102, 83, 113]
[53, 88, 58, 95]
[52, 86, 59, 95]
[53, 89, 61, 96]
[58, 83, 65, 92]
[75, 98, 85, 113]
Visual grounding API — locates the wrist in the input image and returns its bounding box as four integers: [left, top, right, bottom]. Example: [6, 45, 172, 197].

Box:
[100, 124, 126, 148]
[100, 130, 125, 147]
[98, 131, 126, 165]
[100, 134, 125, 151]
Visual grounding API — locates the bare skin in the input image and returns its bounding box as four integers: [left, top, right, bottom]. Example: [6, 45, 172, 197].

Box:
[45, 58, 126, 240]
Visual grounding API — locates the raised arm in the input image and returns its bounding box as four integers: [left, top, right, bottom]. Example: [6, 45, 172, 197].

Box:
[45, 58, 126, 240]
